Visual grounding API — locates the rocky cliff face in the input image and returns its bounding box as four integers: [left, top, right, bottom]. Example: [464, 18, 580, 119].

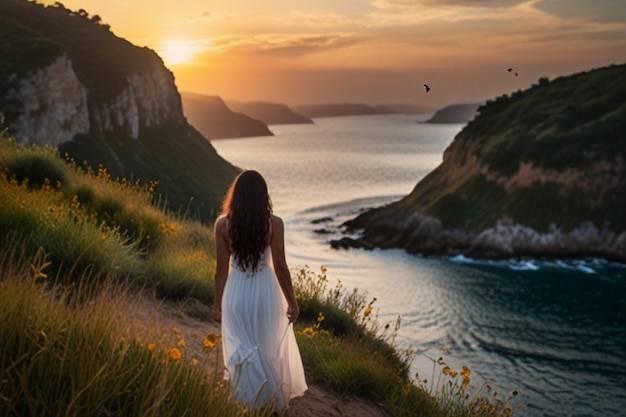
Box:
[337, 64, 626, 263]
[6, 54, 89, 146]
[91, 66, 184, 139]
[5, 53, 184, 145]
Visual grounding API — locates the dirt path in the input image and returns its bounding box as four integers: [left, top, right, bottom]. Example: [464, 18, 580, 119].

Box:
[127, 293, 391, 417]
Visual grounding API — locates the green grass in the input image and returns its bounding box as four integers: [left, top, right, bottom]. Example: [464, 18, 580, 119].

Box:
[0, 131, 523, 416]
[0, 244, 263, 417]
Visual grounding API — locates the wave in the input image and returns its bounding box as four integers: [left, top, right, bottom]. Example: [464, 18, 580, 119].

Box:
[449, 253, 613, 274]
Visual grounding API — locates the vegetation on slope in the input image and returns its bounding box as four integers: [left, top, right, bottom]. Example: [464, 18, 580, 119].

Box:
[399, 64, 626, 233]
[0, 131, 523, 416]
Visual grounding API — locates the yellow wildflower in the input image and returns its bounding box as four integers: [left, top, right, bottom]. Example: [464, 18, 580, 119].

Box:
[364, 306, 373, 317]
[147, 343, 156, 351]
[169, 347, 182, 361]
[317, 312, 325, 323]
[461, 366, 471, 379]
[442, 366, 451, 375]
[320, 265, 327, 274]
[189, 358, 199, 366]
[177, 337, 186, 347]
[203, 332, 222, 350]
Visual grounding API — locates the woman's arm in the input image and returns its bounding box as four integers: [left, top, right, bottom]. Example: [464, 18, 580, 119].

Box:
[212, 215, 230, 322]
[270, 215, 299, 323]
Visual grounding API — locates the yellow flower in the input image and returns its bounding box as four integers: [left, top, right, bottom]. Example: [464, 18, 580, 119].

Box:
[147, 343, 156, 351]
[169, 347, 182, 361]
[442, 366, 451, 375]
[317, 312, 325, 323]
[302, 326, 315, 337]
[364, 306, 373, 317]
[177, 337, 186, 347]
[189, 358, 199, 366]
[203, 332, 222, 350]
[461, 366, 471, 379]
[320, 265, 327, 274]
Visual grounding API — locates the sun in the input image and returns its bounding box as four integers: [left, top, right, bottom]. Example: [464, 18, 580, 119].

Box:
[158, 40, 199, 66]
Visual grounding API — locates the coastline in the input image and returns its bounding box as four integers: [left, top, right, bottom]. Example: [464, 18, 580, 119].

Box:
[332, 204, 626, 265]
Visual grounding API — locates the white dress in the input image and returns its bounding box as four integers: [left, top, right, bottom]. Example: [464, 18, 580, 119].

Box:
[221, 247, 307, 411]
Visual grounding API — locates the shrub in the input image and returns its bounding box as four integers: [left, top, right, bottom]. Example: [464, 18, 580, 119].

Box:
[6, 145, 67, 188]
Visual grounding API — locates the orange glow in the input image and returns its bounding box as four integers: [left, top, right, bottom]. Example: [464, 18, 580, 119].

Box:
[38, 0, 626, 108]
[158, 40, 200, 66]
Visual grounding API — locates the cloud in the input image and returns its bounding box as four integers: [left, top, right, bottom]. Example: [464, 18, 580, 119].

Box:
[207, 33, 369, 57]
[186, 10, 225, 24]
[534, 0, 626, 23]
[372, 0, 526, 9]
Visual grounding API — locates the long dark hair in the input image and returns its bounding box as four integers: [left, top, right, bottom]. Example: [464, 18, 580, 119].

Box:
[221, 170, 272, 272]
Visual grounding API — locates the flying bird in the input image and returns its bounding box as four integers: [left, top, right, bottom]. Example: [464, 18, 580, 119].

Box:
[508, 68, 519, 76]
[423, 84, 431, 93]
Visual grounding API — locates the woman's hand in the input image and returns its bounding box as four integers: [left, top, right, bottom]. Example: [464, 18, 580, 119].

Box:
[286, 304, 299, 324]
[212, 304, 222, 323]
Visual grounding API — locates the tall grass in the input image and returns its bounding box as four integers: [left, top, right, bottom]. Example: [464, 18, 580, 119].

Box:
[0, 243, 269, 417]
[0, 133, 214, 300]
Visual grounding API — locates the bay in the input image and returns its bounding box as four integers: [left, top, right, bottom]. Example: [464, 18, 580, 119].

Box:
[212, 114, 626, 417]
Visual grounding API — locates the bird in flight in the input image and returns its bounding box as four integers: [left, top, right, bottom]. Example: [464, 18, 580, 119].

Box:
[507, 68, 519, 76]
[423, 84, 431, 92]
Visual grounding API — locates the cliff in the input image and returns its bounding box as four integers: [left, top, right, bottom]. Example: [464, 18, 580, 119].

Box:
[337, 64, 626, 263]
[180, 93, 273, 139]
[0, 0, 238, 221]
[226, 100, 313, 125]
[424, 102, 482, 124]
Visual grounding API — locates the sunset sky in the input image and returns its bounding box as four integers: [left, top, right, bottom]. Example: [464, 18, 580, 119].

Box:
[43, 0, 626, 109]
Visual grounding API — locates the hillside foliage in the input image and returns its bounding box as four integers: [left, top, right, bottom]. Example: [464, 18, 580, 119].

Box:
[401, 63, 626, 233]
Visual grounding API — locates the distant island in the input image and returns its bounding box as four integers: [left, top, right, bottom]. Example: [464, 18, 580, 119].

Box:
[181, 93, 273, 139]
[423, 102, 482, 124]
[227, 100, 313, 125]
[293, 103, 429, 118]
[333, 64, 626, 263]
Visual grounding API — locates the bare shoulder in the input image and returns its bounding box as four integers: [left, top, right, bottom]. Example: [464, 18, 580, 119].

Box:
[271, 214, 284, 231]
[214, 215, 229, 234]
[271, 214, 284, 225]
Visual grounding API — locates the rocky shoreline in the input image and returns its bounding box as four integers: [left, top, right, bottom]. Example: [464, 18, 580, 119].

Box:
[331, 205, 626, 264]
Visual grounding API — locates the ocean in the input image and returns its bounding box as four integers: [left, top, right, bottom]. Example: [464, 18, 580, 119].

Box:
[212, 114, 626, 417]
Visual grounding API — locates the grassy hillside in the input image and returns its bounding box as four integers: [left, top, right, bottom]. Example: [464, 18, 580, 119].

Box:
[399, 63, 626, 233]
[0, 131, 523, 416]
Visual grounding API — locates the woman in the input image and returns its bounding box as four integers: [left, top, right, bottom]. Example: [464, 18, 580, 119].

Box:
[212, 170, 307, 411]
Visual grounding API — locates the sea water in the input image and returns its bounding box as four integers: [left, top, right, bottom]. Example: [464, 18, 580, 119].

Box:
[212, 114, 626, 417]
